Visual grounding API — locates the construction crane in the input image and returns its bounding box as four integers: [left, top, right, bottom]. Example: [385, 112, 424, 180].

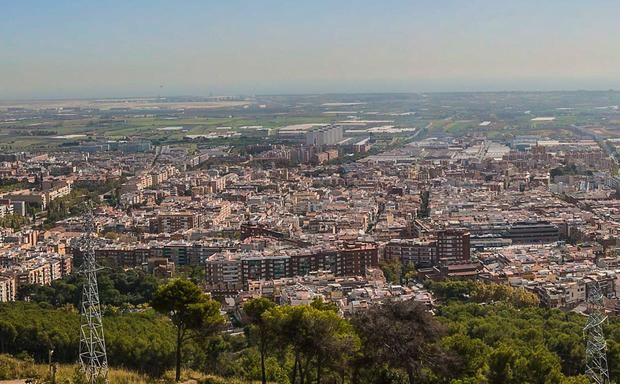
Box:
[584, 281, 610, 384]
[78, 208, 108, 383]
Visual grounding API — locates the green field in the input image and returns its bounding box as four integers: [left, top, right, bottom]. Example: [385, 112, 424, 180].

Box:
[3, 92, 620, 150]
[0, 114, 338, 150]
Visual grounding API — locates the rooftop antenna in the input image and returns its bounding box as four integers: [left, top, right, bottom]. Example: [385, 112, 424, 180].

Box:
[584, 281, 610, 384]
[78, 205, 108, 383]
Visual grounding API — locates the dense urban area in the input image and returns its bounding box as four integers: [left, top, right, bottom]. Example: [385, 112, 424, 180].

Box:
[3, 92, 620, 383]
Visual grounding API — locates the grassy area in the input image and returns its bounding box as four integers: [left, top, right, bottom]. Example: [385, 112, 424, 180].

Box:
[0, 181, 31, 193]
[4, 92, 620, 150]
[0, 354, 261, 384]
[0, 354, 150, 383]
[420, 115, 583, 141]
[0, 114, 339, 150]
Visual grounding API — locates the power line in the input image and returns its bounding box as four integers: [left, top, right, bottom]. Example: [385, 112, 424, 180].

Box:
[584, 281, 610, 384]
[78, 208, 109, 384]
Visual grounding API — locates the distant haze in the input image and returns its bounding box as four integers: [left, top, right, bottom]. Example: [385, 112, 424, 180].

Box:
[3, 0, 620, 99]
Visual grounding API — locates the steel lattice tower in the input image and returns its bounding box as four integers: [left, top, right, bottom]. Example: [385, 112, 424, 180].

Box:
[584, 281, 609, 384]
[78, 210, 108, 383]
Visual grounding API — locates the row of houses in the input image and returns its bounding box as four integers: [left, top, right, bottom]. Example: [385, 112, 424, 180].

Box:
[0, 253, 72, 302]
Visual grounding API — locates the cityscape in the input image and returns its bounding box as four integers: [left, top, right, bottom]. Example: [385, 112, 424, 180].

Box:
[3, 1, 620, 384]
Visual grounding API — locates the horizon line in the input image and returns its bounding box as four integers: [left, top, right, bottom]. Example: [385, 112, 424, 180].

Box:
[1, 88, 620, 103]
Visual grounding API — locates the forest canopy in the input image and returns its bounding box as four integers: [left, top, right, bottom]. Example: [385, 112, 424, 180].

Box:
[1, 279, 616, 384]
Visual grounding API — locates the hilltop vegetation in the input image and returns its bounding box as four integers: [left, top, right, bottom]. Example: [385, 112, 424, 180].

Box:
[0, 302, 176, 376]
[19, 269, 160, 308]
[0, 354, 257, 384]
[3, 279, 620, 383]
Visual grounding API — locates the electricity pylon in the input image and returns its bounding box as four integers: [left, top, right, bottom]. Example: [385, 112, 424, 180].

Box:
[78, 209, 108, 383]
[584, 281, 609, 384]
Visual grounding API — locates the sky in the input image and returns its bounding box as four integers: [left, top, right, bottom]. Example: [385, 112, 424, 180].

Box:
[2, 0, 620, 99]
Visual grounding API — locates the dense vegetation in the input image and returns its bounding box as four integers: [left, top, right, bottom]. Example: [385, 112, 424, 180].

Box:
[550, 163, 594, 180]
[18, 269, 159, 308]
[0, 178, 33, 193]
[4, 278, 620, 383]
[45, 189, 100, 226]
[43, 178, 124, 227]
[379, 258, 417, 285]
[0, 213, 29, 230]
[0, 302, 176, 376]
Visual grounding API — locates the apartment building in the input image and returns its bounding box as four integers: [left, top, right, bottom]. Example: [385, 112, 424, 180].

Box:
[150, 212, 200, 233]
[436, 229, 471, 263]
[0, 276, 16, 302]
[385, 238, 438, 268]
[205, 243, 379, 289]
[507, 221, 560, 244]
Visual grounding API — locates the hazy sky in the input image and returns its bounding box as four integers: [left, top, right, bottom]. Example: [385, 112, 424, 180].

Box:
[3, 0, 620, 99]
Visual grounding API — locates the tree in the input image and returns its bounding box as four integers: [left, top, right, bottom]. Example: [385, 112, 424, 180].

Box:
[177, 265, 206, 285]
[487, 344, 565, 384]
[0, 321, 17, 353]
[353, 299, 446, 384]
[471, 283, 539, 308]
[418, 190, 430, 218]
[264, 305, 308, 383]
[151, 279, 225, 382]
[310, 296, 338, 312]
[402, 262, 418, 284]
[487, 344, 518, 384]
[19, 269, 159, 308]
[428, 281, 540, 308]
[379, 259, 402, 284]
[243, 298, 276, 384]
[264, 304, 359, 384]
[440, 334, 489, 382]
[0, 214, 29, 230]
[308, 307, 360, 384]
